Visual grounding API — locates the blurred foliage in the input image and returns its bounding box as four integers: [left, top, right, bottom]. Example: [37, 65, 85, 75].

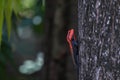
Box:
[0, 0, 5, 45]
[0, 0, 21, 44]
[0, 0, 45, 80]
[0, 33, 15, 80]
[21, 0, 36, 9]
[0, 0, 20, 79]
[0, 0, 45, 43]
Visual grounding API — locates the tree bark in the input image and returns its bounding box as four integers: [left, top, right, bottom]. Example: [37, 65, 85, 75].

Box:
[78, 0, 120, 80]
[45, 0, 56, 80]
[45, 0, 70, 80]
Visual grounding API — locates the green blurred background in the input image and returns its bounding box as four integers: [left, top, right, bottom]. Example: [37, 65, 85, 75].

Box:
[0, 0, 77, 80]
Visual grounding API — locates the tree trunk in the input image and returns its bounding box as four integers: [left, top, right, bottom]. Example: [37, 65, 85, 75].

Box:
[78, 0, 120, 80]
[45, 0, 56, 80]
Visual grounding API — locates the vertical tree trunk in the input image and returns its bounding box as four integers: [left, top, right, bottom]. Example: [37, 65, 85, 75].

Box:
[45, 0, 70, 80]
[78, 0, 120, 80]
[45, 0, 56, 80]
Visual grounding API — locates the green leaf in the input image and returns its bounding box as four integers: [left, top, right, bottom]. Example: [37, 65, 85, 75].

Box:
[5, 0, 12, 40]
[12, 0, 21, 17]
[0, 0, 4, 45]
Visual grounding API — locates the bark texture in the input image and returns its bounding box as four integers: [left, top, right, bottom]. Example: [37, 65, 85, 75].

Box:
[78, 0, 120, 80]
